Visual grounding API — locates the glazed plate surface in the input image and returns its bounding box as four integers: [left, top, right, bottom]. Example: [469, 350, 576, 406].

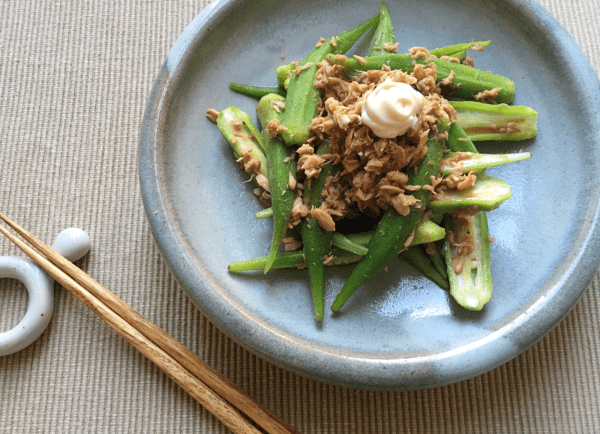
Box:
[139, 0, 600, 389]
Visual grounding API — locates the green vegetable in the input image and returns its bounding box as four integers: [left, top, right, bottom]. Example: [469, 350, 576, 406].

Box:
[276, 64, 295, 87]
[423, 242, 449, 282]
[215, 107, 270, 205]
[220, 5, 531, 317]
[368, 2, 395, 57]
[229, 83, 286, 99]
[301, 144, 335, 321]
[338, 232, 372, 248]
[228, 247, 363, 271]
[445, 50, 467, 61]
[383, 216, 449, 292]
[439, 151, 532, 175]
[336, 219, 446, 253]
[326, 251, 364, 267]
[411, 219, 446, 245]
[256, 94, 297, 273]
[324, 53, 516, 104]
[281, 15, 380, 145]
[255, 208, 273, 219]
[331, 123, 448, 312]
[216, 107, 268, 178]
[444, 212, 492, 310]
[447, 121, 482, 154]
[229, 251, 306, 271]
[443, 122, 493, 310]
[228, 219, 446, 272]
[429, 41, 491, 57]
[451, 101, 538, 141]
[256, 178, 516, 215]
[281, 76, 292, 93]
[253, 216, 445, 251]
[331, 232, 369, 256]
[428, 176, 512, 213]
[400, 247, 449, 290]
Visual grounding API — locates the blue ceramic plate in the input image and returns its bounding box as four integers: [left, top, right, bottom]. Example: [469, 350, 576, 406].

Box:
[139, 0, 600, 390]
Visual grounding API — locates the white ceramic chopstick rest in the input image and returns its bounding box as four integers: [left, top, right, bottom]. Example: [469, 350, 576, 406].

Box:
[0, 228, 91, 356]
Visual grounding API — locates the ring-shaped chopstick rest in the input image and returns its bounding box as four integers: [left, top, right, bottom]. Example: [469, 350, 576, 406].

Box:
[0, 228, 91, 356]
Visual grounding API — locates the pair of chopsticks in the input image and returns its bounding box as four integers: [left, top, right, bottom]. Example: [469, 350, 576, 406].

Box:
[0, 212, 297, 434]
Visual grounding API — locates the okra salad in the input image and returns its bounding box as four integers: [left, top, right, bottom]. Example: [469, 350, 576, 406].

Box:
[207, 2, 537, 321]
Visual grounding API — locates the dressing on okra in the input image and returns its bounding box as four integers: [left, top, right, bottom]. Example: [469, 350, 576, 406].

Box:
[360, 80, 425, 138]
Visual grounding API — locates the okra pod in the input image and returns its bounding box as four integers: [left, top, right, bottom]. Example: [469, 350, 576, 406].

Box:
[281, 15, 380, 145]
[411, 219, 446, 245]
[429, 41, 491, 58]
[301, 143, 335, 321]
[254, 216, 445, 250]
[216, 108, 270, 196]
[444, 212, 492, 310]
[451, 101, 538, 141]
[428, 176, 512, 213]
[255, 207, 273, 219]
[228, 247, 363, 272]
[332, 232, 369, 256]
[276, 64, 295, 88]
[424, 242, 449, 282]
[324, 53, 516, 104]
[256, 94, 297, 273]
[216, 107, 267, 166]
[228, 220, 446, 272]
[229, 82, 286, 99]
[447, 121, 481, 154]
[229, 251, 306, 271]
[444, 122, 494, 310]
[331, 125, 447, 312]
[368, 2, 395, 57]
[337, 219, 445, 253]
[444, 50, 467, 61]
[440, 152, 532, 175]
[400, 247, 449, 290]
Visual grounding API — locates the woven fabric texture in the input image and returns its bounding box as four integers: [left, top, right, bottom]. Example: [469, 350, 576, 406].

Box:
[1, 1, 599, 432]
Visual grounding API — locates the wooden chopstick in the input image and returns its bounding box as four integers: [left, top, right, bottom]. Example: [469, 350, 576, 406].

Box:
[0, 212, 297, 434]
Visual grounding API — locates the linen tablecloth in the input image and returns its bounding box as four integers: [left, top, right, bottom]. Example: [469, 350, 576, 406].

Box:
[1, 1, 599, 432]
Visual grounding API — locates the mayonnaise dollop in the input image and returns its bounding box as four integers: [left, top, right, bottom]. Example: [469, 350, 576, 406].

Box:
[360, 80, 425, 138]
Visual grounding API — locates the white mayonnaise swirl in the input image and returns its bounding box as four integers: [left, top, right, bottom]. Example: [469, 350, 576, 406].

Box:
[360, 80, 425, 138]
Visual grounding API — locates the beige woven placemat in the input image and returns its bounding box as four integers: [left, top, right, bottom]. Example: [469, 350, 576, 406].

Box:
[1, 1, 599, 432]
